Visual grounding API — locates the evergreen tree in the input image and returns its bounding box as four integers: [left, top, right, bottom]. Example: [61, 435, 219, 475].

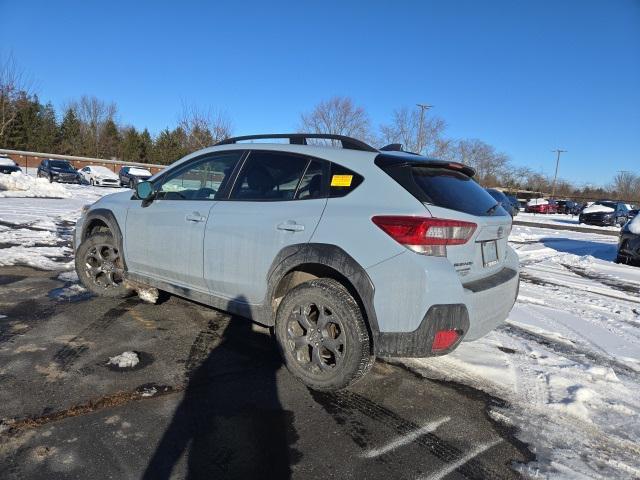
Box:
[36, 102, 58, 152]
[58, 107, 82, 155]
[101, 118, 121, 158]
[121, 126, 142, 161]
[139, 128, 153, 163]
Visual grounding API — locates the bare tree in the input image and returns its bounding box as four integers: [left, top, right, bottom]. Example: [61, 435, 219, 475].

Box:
[611, 170, 639, 202]
[299, 96, 372, 144]
[178, 103, 233, 151]
[379, 106, 447, 156]
[66, 95, 118, 157]
[446, 138, 510, 186]
[0, 54, 33, 143]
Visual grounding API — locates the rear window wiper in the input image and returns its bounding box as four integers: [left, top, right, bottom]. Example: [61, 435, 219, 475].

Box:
[486, 202, 501, 215]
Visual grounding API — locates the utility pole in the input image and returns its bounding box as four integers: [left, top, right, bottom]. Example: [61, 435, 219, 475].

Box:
[416, 104, 433, 154]
[550, 148, 566, 199]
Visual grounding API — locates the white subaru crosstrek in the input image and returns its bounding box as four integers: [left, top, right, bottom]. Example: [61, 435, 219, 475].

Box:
[74, 133, 519, 391]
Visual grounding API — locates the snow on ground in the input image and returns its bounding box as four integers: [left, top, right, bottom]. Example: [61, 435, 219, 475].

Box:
[3, 176, 640, 478]
[399, 225, 640, 479]
[0, 175, 126, 270]
[107, 351, 140, 369]
[518, 212, 621, 232]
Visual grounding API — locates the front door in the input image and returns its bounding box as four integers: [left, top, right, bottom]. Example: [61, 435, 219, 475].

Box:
[204, 151, 327, 303]
[125, 151, 243, 291]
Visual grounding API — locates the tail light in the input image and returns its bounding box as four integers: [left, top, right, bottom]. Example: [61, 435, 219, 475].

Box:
[371, 216, 476, 256]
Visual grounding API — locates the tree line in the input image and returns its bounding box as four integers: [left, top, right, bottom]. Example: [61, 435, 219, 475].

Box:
[1, 57, 637, 202]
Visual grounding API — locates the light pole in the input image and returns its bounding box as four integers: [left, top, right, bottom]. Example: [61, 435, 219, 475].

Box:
[550, 149, 566, 198]
[416, 103, 433, 154]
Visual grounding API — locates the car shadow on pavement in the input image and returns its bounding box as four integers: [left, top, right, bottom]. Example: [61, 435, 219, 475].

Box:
[539, 237, 617, 261]
[142, 296, 300, 479]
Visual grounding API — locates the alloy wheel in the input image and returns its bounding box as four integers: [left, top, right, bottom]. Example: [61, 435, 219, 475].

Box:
[285, 302, 345, 375]
[83, 243, 125, 289]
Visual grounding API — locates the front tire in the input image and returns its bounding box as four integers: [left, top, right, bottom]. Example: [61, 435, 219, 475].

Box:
[274, 278, 374, 391]
[75, 233, 133, 298]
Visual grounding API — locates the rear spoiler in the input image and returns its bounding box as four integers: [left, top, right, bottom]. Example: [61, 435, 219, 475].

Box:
[375, 153, 476, 178]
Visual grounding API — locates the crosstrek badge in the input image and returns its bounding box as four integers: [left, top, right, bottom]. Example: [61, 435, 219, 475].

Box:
[331, 174, 353, 187]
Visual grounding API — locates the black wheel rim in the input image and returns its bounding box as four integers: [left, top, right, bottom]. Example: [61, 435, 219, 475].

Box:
[83, 243, 124, 289]
[285, 302, 345, 376]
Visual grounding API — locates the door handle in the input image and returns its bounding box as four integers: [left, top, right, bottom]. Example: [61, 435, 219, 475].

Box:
[186, 212, 206, 223]
[277, 221, 305, 232]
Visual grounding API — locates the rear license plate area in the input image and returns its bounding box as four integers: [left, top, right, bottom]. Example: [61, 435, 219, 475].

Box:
[481, 240, 499, 267]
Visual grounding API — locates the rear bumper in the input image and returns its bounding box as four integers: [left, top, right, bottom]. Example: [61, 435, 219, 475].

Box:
[367, 247, 520, 357]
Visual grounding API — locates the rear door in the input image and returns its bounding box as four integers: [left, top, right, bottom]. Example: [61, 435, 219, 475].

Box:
[124, 151, 243, 291]
[204, 150, 327, 303]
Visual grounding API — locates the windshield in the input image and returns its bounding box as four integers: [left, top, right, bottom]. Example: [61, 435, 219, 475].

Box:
[50, 160, 74, 170]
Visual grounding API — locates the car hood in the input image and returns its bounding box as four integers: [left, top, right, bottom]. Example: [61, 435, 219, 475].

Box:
[582, 205, 615, 214]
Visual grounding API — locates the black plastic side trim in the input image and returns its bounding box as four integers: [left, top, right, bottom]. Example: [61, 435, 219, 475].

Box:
[265, 243, 379, 334]
[376, 304, 469, 357]
[462, 268, 518, 293]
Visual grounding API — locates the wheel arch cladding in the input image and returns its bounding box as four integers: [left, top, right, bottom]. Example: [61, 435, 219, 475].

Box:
[266, 243, 380, 346]
[82, 209, 127, 269]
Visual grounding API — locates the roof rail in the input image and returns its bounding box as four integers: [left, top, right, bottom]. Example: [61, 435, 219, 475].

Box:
[214, 133, 378, 152]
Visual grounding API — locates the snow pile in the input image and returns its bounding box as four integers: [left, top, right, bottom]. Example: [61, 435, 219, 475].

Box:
[582, 204, 615, 214]
[527, 198, 548, 206]
[137, 286, 159, 304]
[91, 166, 118, 178]
[0, 172, 70, 198]
[628, 215, 640, 235]
[107, 351, 140, 368]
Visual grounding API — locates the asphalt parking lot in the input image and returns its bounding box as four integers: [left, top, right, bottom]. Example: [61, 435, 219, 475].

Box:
[0, 266, 533, 480]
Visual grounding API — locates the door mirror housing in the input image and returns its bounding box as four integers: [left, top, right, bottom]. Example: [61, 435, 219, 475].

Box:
[136, 181, 154, 201]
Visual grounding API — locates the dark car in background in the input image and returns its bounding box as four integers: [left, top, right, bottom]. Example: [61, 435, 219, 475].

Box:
[556, 200, 580, 215]
[0, 156, 22, 175]
[505, 194, 520, 216]
[629, 209, 639, 219]
[37, 159, 81, 183]
[485, 188, 518, 217]
[579, 201, 630, 227]
[616, 219, 640, 266]
[118, 166, 152, 188]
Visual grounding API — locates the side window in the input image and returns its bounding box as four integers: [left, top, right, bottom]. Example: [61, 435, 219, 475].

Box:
[295, 160, 325, 200]
[230, 151, 309, 201]
[329, 163, 364, 198]
[156, 151, 243, 201]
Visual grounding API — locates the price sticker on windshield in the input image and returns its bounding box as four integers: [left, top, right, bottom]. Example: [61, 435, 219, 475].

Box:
[331, 174, 353, 187]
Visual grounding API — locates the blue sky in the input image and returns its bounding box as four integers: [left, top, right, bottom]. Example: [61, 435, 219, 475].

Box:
[1, 0, 638, 185]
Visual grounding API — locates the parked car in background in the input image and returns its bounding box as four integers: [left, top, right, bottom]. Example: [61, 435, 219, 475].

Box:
[504, 195, 520, 215]
[556, 200, 580, 215]
[79, 166, 120, 187]
[119, 166, 152, 187]
[579, 201, 630, 227]
[485, 188, 518, 217]
[37, 159, 81, 183]
[0, 156, 22, 174]
[616, 216, 640, 266]
[629, 209, 638, 220]
[526, 198, 558, 214]
[74, 133, 519, 391]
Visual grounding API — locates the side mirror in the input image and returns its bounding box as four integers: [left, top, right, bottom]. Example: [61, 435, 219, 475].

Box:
[135, 181, 154, 201]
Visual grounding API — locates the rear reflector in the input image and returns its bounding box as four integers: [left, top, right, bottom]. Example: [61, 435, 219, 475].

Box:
[432, 329, 460, 352]
[371, 216, 476, 255]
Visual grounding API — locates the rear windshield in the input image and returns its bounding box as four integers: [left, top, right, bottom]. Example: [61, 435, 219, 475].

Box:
[411, 167, 508, 216]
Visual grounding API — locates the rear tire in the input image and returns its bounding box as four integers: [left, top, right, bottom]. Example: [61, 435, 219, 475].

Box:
[75, 233, 133, 298]
[274, 278, 374, 391]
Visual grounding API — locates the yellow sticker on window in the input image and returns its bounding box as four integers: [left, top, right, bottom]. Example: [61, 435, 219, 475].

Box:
[331, 174, 353, 187]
